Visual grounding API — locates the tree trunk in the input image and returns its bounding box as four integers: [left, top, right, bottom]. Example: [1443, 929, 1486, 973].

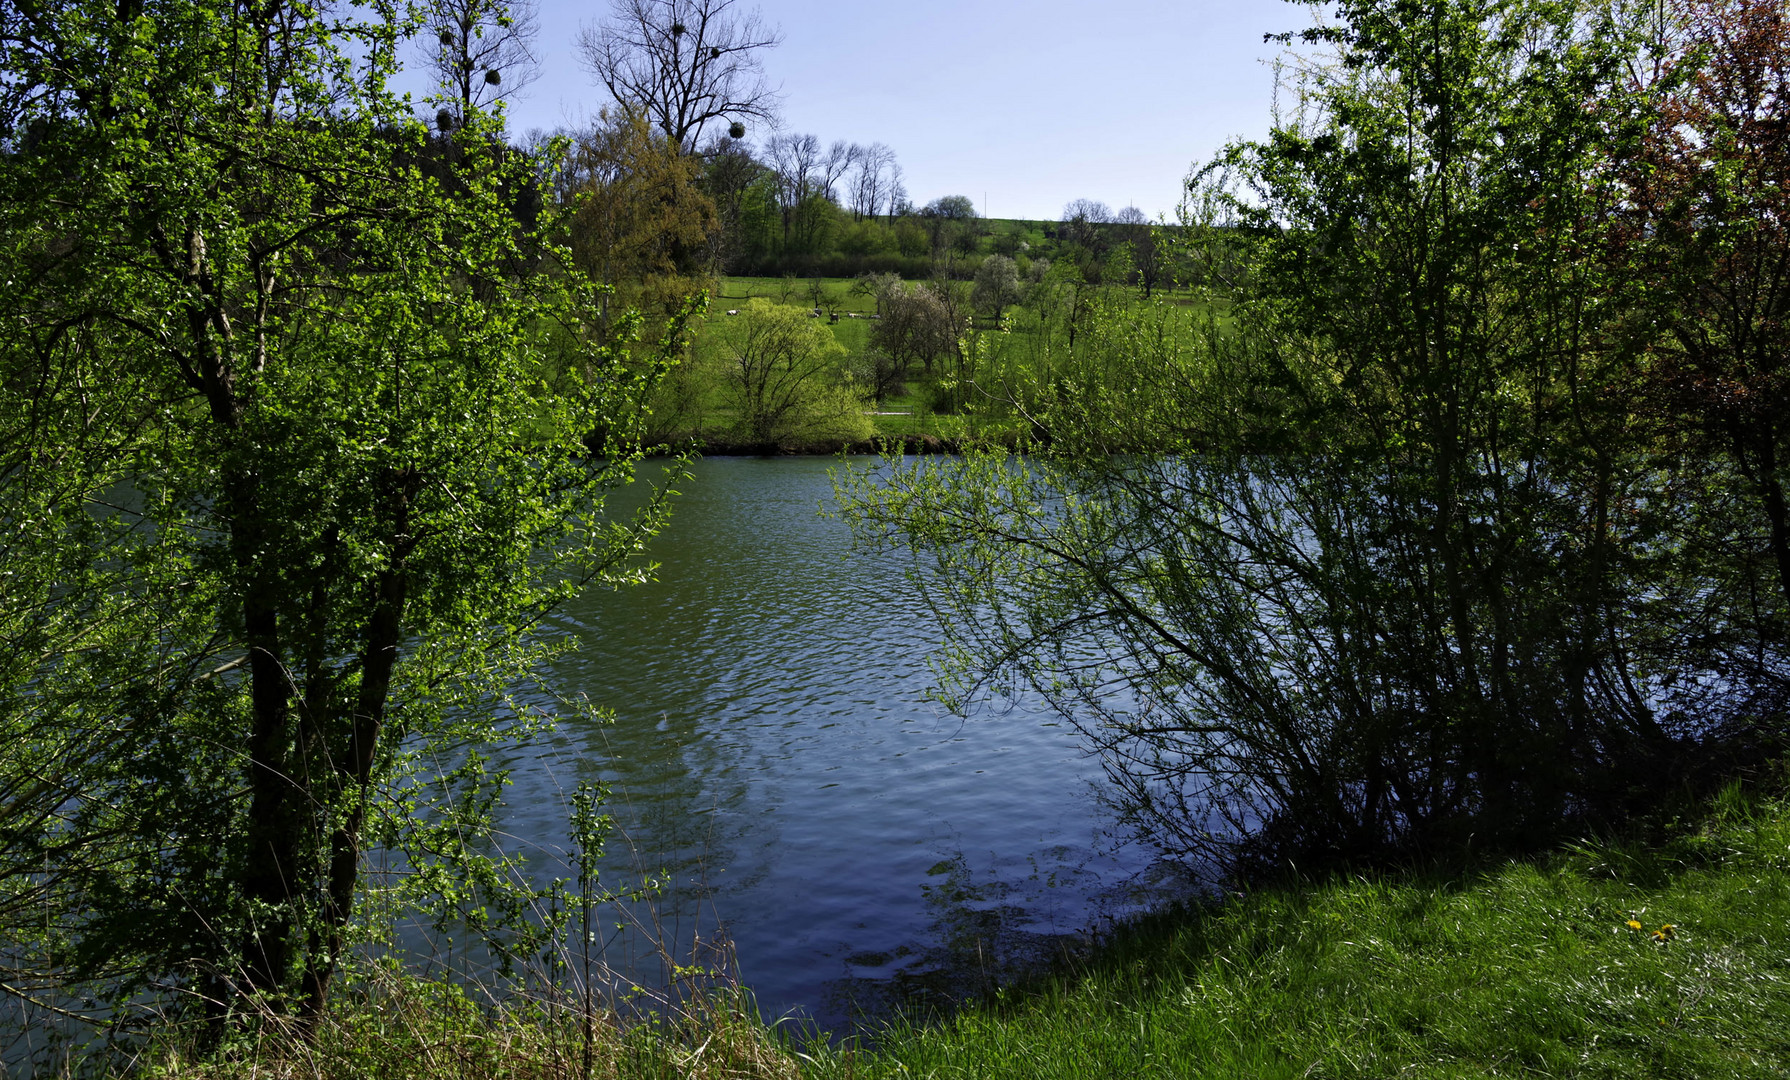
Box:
[302, 466, 417, 1020]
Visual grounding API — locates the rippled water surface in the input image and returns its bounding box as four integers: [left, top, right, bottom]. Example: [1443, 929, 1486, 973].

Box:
[495, 456, 1178, 1029]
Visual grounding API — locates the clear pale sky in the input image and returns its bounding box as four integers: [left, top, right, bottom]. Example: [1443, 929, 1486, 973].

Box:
[418, 0, 1319, 222]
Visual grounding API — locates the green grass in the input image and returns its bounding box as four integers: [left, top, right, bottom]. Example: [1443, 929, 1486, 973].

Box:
[718, 276, 873, 315]
[132, 981, 801, 1080]
[127, 781, 1790, 1078]
[803, 780, 1790, 1079]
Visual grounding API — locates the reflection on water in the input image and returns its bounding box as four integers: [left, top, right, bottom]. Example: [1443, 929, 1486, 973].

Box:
[496, 456, 1189, 1030]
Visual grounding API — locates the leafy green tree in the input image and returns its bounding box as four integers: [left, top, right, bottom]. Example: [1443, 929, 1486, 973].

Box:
[566, 105, 719, 333]
[721, 299, 868, 444]
[698, 129, 767, 269]
[755, 128, 849, 260]
[926, 195, 978, 221]
[1620, 0, 1790, 613]
[840, 0, 1759, 869]
[920, 195, 980, 267]
[1113, 205, 1165, 297]
[972, 254, 1023, 320]
[0, 0, 672, 1027]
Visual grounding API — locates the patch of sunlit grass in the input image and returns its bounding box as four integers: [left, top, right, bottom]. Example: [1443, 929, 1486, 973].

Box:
[801, 780, 1790, 1079]
[127, 783, 1790, 1079]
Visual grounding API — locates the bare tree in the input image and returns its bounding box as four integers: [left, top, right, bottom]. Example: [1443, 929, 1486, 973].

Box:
[885, 161, 908, 220]
[765, 130, 818, 239]
[816, 139, 859, 203]
[764, 131, 820, 197]
[848, 142, 897, 221]
[421, 0, 540, 127]
[1060, 197, 1112, 245]
[579, 0, 781, 151]
[1063, 197, 1113, 221]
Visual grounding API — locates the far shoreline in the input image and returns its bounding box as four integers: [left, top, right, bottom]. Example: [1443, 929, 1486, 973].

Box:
[641, 430, 1023, 458]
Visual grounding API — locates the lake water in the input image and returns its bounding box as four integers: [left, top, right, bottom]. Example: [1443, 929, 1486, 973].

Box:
[487, 456, 1192, 1031]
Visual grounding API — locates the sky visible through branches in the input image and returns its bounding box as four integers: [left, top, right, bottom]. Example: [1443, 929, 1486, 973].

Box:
[392, 0, 1300, 220]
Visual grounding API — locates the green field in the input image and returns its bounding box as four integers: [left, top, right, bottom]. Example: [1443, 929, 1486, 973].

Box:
[717, 276, 873, 313]
[670, 274, 1228, 452]
[647, 276, 1052, 449]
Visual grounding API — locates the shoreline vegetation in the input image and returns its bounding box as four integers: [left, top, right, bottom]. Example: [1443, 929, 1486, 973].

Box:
[645, 431, 995, 457]
[9, 0, 1790, 1072]
[630, 272, 1224, 458]
[128, 775, 1790, 1079]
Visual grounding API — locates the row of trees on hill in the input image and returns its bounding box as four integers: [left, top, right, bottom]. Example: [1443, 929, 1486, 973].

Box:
[491, 2, 1172, 288]
[545, 110, 1167, 287]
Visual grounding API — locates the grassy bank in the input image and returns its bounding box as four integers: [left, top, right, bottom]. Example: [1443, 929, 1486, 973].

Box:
[806, 780, 1790, 1079]
[129, 779, 1789, 1079]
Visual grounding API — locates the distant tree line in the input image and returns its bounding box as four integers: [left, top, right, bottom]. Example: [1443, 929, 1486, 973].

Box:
[502, 0, 1185, 295]
[530, 108, 1173, 287]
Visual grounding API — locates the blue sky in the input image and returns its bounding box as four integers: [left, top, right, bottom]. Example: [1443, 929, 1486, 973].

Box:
[407, 0, 1316, 222]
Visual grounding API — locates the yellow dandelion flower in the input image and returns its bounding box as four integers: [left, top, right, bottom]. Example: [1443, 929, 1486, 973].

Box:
[1626, 919, 1643, 930]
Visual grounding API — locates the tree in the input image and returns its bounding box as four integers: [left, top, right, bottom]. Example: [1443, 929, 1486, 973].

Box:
[1113, 204, 1165, 297]
[972, 253, 1023, 320]
[884, 161, 909, 221]
[1059, 198, 1112, 249]
[816, 139, 861, 204]
[1621, 0, 1790, 612]
[762, 130, 847, 255]
[579, 0, 782, 151]
[926, 194, 978, 221]
[1058, 199, 1116, 280]
[919, 195, 979, 268]
[869, 280, 962, 376]
[850, 348, 910, 408]
[764, 130, 821, 246]
[0, 0, 672, 1028]
[420, 0, 540, 128]
[848, 142, 899, 221]
[566, 106, 719, 332]
[698, 129, 767, 270]
[721, 299, 867, 444]
[853, 270, 903, 314]
[840, 0, 1760, 870]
